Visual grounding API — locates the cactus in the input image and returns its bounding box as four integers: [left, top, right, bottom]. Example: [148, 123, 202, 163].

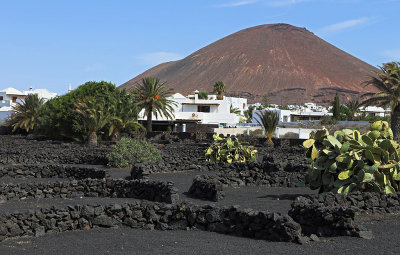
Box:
[205, 134, 258, 163]
[304, 121, 400, 194]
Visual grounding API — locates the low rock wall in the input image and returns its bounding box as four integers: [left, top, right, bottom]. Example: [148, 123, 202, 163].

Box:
[0, 178, 179, 204]
[0, 164, 107, 179]
[0, 135, 110, 165]
[0, 201, 302, 243]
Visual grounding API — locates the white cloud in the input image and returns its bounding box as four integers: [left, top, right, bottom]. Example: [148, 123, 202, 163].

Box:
[215, 0, 258, 7]
[318, 17, 370, 34]
[138, 52, 183, 66]
[381, 49, 400, 60]
[265, 0, 309, 7]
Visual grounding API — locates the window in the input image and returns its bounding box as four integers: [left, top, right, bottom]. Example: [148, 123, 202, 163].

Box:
[12, 97, 17, 103]
[0, 96, 3, 100]
[197, 105, 210, 112]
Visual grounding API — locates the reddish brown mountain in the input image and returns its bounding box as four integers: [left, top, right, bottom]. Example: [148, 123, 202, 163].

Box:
[120, 23, 377, 104]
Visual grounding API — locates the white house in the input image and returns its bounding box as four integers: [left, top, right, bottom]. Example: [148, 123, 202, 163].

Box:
[0, 87, 57, 123]
[138, 91, 247, 127]
[359, 106, 388, 117]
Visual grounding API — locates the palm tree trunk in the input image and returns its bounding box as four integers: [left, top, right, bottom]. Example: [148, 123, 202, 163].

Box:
[88, 131, 98, 146]
[146, 111, 153, 133]
[392, 107, 400, 141]
[111, 128, 119, 142]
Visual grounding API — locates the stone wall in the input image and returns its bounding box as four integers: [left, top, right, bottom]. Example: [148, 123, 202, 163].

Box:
[0, 178, 179, 204]
[0, 164, 107, 179]
[188, 175, 225, 201]
[0, 201, 303, 243]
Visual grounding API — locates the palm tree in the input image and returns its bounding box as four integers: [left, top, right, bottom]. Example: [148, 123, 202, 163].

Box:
[198, 91, 209, 100]
[213, 81, 226, 100]
[74, 97, 110, 146]
[230, 105, 241, 114]
[244, 105, 255, 123]
[7, 93, 45, 133]
[109, 90, 145, 141]
[132, 77, 176, 133]
[345, 99, 360, 120]
[255, 110, 279, 143]
[360, 62, 400, 140]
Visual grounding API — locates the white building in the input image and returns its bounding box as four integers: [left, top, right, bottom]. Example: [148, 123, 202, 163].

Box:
[0, 87, 57, 123]
[138, 91, 247, 127]
[359, 106, 388, 117]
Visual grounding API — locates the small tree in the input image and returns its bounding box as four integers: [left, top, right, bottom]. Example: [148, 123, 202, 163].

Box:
[230, 105, 241, 114]
[198, 91, 209, 100]
[244, 105, 255, 123]
[213, 81, 226, 100]
[345, 100, 360, 121]
[74, 97, 110, 146]
[7, 93, 45, 133]
[332, 93, 340, 120]
[262, 93, 270, 108]
[255, 110, 279, 143]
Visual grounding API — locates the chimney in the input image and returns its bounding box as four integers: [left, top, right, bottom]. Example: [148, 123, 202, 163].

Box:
[29, 86, 33, 92]
[194, 90, 199, 102]
[68, 84, 72, 93]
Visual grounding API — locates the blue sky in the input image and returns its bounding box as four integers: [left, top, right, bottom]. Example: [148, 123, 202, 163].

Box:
[1, 0, 399, 95]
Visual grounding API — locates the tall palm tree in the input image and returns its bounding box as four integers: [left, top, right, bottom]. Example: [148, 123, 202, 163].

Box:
[360, 61, 400, 140]
[109, 90, 145, 141]
[7, 93, 45, 133]
[132, 77, 176, 133]
[345, 99, 360, 121]
[213, 81, 226, 100]
[74, 97, 110, 146]
[255, 110, 279, 143]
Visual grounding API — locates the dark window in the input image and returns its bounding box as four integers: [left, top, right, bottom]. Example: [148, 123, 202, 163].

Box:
[12, 97, 17, 103]
[0, 96, 3, 100]
[198, 105, 210, 112]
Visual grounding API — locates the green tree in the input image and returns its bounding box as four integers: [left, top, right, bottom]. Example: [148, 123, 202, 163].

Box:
[345, 99, 360, 120]
[262, 93, 270, 108]
[230, 105, 241, 114]
[108, 90, 145, 141]
[255, 110, 279, 143]
[74, 97, 111, 146]
[198, 91, 209, 100]
[39, 81, 120, 141]
[360, 62, 400, 140]
[332, 93, 340, 120]
[213, 81, 226, 100]
[132, 77, 176, 133]
[7, 93, 45, 133]
[244, 105, 255, 123]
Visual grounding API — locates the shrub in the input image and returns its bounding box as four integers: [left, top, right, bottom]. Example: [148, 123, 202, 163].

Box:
[303, 120, 400, 194]
[107, 138, 161, 168]
[205, 134, 257, 163]
[255, 110, 278, 142]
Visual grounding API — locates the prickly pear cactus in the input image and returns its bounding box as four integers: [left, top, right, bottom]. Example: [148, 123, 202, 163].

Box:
[304, 121, 400, 194]
[205, 134, 258, 163]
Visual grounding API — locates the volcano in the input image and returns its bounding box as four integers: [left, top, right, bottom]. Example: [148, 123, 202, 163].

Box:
[120, 23, 377, 104]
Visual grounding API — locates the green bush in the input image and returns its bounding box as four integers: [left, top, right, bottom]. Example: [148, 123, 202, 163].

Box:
[107, 138, 162, 168]
[304, 120, 400, 194]
[205, 134, 257, 163]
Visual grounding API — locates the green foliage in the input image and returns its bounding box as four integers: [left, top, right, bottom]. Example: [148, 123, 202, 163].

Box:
[39, 81, 121, 141]
[198, 91, 209, 100]
[7, 93, 45, 133]
[230, 105, 241, 114]
[255, 110, 279, 142]
[107, 138, 162, 168]
[262, 93, 270, 108]
[244, 105, 255, 123]
[213, 81, 226, 100]
[304, 120, 400, 195]
[205, 134, 257, 163]
[131, 77, 176, 133]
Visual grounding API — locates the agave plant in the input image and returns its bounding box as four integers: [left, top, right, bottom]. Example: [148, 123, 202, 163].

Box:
[205, 134, 257, 163]
[304, 120, 400, 194]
